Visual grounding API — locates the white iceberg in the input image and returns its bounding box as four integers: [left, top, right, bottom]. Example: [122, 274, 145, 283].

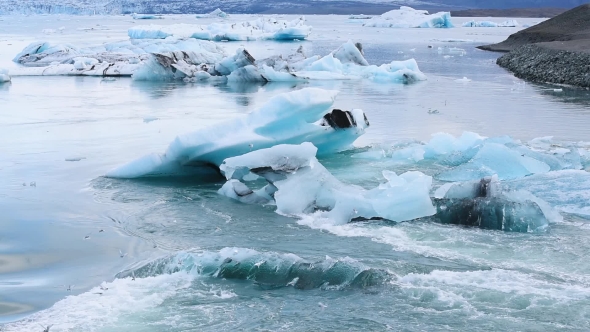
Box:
[462, 20, 519, 28]
[195, 8, 229, 18]
[218, 142, 436, 224]
[11, 39, 225, 77]
[10, 39, 426, 84]
[106, 88, 370, 179]
[132, 13, 164, 20]
[0, 68, 10, 83]
[128, 17, 311, 41]
[363, 6, 454, 28]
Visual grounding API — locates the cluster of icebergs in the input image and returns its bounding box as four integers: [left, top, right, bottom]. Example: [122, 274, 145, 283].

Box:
[362, 6, 453, 28]
[11, 39, 426, 84]
[128, 17, 311, 41]
[462, 20, 519, 28]
[105, 88, 562, 233]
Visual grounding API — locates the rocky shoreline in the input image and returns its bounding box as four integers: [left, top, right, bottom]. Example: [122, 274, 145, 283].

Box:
[479, 4, 590, 88]
[497, 42, 590, 87]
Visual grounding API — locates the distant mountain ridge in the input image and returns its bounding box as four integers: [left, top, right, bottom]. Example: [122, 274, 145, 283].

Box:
[0, 0, 587, 15]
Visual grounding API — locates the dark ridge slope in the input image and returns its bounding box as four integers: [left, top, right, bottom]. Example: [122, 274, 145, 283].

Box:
[478, 3, 590, 52]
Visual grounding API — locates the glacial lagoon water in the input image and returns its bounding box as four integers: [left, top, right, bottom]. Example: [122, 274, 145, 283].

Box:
[2, 14, 590, 331]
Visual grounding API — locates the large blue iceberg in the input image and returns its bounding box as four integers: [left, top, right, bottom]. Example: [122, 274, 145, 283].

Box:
[106, 88, 370, 178]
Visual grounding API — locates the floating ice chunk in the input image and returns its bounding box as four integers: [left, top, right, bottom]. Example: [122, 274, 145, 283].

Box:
[0, 68, 10, 83]
[219, 143, 435, 224]
[129, 17, 311, 41]
[132, 13, 164, 20]
[348, 15, 373, 20]
[507, 170, 590, 217]
[438, 46, 466, 56]
[432, 176, 552, 232]
[106, 88, 369, 178]
[195, 8, 229, 18]
[553, 88, 563, 92]
[455, 77, 471, 83]
[12, 39, 225, 78]
[65, 157, 86, 162]
[363, 6, 454, 28]
[462, 20, 518, 27]
[438, 143, 551, 181]
[72, 57, 99, 70]
[331, 40, 368, 66]
[143, 116, 159, 123]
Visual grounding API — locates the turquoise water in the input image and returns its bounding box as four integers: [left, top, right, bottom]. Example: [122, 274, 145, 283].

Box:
[2, 15, 590, 331]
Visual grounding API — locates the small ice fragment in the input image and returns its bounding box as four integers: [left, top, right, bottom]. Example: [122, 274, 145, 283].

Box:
[143, 116, 159, 123]
[455, 77, 471, 83]
[65, 157, 86, 162]
[553, 88, 563, 92]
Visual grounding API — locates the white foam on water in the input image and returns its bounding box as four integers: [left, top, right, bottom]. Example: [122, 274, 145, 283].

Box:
[4, 273, 193, 332]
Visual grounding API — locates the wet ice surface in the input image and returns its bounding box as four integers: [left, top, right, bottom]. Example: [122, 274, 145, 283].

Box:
[2, 14, 590, 331]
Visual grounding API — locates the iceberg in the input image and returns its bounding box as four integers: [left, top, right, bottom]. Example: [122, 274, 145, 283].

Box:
[0, 69, 10, 83]
[353, 132, 584, 181]
[195, 8, 229, 18]
[11, 39, 225, 77]
[218, 142, 436, 224]
[128, 17, 311, 41]
[363, 6, 454, 28]
[432, 176, 554, 232]
[462, 20, 519, 28]
[11, 39, 426, 84]
[106, 88, 370, 179]
[132, 13, 164, 20]
[134, 41, 426, 83]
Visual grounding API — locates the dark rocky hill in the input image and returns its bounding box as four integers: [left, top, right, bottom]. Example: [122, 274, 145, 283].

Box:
[478, 3, 590, 52]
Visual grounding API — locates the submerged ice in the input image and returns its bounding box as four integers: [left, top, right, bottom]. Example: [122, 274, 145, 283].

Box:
[107, 88, 369, 178]
[363, 6, 453, 28]
[219, 142, 436, 224]
[128, 17, 311, 41]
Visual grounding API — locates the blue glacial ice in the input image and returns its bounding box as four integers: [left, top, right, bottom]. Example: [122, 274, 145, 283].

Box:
[363, 6, 454, 28]
[218, 142, 436, 224]
[106, 88, 370, 178]
[353, 132, 587, 181]
[432, 176, 556, 232]
[128, 17, 311, 41]
[462, 20, 519, 28]
[0, 68, 10, 83]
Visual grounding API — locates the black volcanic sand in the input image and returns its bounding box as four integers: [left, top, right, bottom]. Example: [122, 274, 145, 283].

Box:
[478, 4, 590, 52]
